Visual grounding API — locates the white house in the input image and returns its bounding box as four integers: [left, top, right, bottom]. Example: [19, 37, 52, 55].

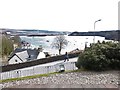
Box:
[37, 52, 46, 59]
[8, 50, 29, 64]
[8, 48, 47, 64]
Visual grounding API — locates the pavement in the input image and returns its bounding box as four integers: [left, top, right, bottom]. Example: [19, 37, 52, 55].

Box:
[39, 57, 78, 66]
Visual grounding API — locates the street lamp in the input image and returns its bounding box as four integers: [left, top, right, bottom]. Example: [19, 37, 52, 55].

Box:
[93, 19, 101, 43]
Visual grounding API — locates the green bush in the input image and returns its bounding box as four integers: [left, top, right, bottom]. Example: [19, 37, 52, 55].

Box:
[0, 35, 21, 57]
[76, 41, 120, 71]
[1, 35, 14, 56]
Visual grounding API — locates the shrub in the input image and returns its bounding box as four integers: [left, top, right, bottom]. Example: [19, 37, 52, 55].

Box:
[76, 41, 120, 71]
[76, 49, 108, 71]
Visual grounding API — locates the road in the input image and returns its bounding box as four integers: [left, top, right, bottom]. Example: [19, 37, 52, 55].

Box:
[39, 57, 78, 66]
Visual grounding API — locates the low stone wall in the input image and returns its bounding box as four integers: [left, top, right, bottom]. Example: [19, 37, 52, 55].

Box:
[1, 52, 80, 72]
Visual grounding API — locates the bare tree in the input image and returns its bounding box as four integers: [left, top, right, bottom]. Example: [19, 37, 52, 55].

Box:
[52, 35, 68, 55]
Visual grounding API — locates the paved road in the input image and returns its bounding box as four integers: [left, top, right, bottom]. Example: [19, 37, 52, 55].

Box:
[39, 57, 78, 66]
[20, 57, 78, 72]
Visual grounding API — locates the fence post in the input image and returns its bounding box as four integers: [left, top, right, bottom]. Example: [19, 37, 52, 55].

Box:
[16, 71, 19, 78]
[47, 66, 49, 73]
[0, 73, 1, 80]
[73, 62, 75, 70]
[33, 67, 34, 75]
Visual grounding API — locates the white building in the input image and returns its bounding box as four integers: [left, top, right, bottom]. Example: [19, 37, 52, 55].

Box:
[37, 52, 46, 59]
[8, 48, 46, 64]
[8, 50, 28, 64]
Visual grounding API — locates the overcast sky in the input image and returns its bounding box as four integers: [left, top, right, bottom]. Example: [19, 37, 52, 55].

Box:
[0, 0, 119, 32]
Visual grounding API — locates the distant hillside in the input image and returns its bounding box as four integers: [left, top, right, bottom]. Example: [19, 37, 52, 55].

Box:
[21, 29, 61, 34]
[0, 28, 70, 36]
[69, 30, 120, 41]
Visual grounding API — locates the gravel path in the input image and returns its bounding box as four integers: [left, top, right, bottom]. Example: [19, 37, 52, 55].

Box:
[1, 70, 120, 88]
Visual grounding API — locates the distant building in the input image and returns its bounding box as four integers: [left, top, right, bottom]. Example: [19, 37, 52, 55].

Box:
[13, 43, 19, 50]
[8, 48, 46, 64]
[6, 31, 11, 35]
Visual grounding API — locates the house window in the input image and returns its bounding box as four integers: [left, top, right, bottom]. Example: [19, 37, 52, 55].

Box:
[15, 60, 17, 62]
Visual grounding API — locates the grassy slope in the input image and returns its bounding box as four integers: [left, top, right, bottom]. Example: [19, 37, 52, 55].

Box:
[1, 69, 84, 83]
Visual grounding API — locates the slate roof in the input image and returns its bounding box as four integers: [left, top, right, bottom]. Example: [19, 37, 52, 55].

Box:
[27, 49, 39, 60]
[8, 48, 39, 61]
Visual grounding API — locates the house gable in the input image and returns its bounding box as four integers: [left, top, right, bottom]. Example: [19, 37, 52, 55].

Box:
[8, 48, 41, 64]
[8, 50, 28, 64]
[16, 50, 28, 62]
[9, 55, 23, 64]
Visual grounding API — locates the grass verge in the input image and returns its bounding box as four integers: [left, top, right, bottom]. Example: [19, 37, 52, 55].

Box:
[0, 69, 85, 83]
[0, 72, 59, 83]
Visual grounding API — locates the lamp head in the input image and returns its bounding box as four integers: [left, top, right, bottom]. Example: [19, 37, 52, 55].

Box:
[95, 19, 101, 23]
[98, 19, 101, 21]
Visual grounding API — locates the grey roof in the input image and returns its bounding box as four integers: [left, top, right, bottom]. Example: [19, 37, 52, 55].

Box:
[27, 49, 39, 60]
[8, 48, 39, 61]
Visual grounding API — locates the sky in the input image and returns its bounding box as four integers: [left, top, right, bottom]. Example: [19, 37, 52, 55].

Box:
[0, 0, 119, 32]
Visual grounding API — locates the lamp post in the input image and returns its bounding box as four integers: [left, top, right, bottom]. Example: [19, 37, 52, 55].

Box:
[93, 19, 101, 43]
[85, 38, 88, 49]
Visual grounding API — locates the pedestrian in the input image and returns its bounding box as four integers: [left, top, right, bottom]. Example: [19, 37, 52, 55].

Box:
[64, 52, 69, 62]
